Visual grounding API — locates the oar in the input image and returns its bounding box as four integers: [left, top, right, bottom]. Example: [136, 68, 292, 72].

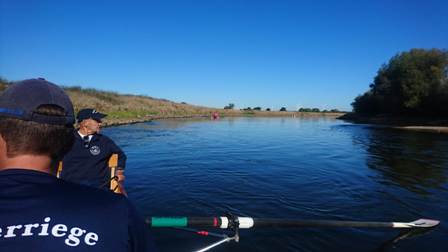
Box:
[147, 216, 439, 252]
[146, 216, 440, 229]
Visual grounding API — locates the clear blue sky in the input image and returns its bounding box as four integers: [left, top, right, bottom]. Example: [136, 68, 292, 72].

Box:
[1, 0, 447, 111]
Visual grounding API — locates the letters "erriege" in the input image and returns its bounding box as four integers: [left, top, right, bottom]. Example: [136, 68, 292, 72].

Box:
[0, 217, 99, 247]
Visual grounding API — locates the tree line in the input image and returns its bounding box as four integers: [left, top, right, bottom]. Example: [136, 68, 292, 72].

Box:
[223, 103, 340, 113]
[352, 48, 448, 116]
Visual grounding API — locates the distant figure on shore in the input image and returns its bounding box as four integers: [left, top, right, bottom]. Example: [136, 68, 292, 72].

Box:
[211, 111, 220, 120]
[60, 108, 127, 194]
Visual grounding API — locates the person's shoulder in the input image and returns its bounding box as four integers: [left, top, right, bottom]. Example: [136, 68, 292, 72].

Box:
[56, 179, 127, 205]
[95, 134, 121, 149]
[95, 133, 114, 142]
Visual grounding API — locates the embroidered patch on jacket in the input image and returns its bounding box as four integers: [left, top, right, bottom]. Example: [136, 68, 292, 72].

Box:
[90, 146, 101, 155]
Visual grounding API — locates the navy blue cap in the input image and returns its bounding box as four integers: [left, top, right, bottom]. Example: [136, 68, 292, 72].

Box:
[77, 108, 107, 122]
[0, 78, 75, 125]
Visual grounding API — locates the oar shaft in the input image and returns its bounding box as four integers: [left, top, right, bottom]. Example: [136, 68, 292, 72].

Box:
[252, 219, 393, 228]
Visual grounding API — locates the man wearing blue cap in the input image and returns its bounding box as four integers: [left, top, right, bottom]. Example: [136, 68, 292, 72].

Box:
[60, 108, 127, 194]
[0, 78, 155, 251]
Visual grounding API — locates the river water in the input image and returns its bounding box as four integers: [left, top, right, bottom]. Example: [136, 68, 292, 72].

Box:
[103, 117, 448, 252]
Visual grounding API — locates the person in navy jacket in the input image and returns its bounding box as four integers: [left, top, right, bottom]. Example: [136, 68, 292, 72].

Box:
[0, 78, 156, 252]
[61, 108, 127, 193]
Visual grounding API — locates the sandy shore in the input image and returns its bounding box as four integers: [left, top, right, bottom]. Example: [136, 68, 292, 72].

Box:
[393, 126, 448, 134]
[339, 113, 448, 134]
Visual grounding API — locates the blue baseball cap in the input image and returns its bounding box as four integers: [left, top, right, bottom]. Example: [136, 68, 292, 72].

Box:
[0, 78, 75, 125]
[77, 108, 107, 123]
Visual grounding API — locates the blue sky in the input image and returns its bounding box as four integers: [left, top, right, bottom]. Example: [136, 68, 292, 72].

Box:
[1, 0, 447, 111]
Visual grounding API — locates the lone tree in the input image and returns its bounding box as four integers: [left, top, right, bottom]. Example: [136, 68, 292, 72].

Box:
[352, 48, 448, 116]
[224, 103, 235, 109]
[280, 107, 287, 112]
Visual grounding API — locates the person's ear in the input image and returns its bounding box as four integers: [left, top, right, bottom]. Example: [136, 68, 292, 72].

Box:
[0, 134, 7, 162]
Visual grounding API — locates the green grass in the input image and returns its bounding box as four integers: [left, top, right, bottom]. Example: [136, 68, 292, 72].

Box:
[107, 110, 159, 118]
[242, 111, 255, 116]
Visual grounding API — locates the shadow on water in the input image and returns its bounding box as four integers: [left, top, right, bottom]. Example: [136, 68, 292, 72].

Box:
[372, 227, 438, 252]
[352, 126, 448, 195]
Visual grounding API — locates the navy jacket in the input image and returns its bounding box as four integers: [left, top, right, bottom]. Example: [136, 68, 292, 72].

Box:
[61, 132, 126, 190]
[0, 169, 156, 252]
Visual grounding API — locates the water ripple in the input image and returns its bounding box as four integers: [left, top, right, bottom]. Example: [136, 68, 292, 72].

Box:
[103, 118, 448, 252]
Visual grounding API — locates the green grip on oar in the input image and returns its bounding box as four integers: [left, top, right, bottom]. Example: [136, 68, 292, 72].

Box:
[151, 217, 188, 227]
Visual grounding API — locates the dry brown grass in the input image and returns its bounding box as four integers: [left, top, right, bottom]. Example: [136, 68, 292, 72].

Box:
[0, 82, 8, 92]
[64, 88, 229, 125]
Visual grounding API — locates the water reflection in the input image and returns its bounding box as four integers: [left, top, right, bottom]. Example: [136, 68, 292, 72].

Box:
[356, 127, 448, 195]
[133, 118, 210, 130]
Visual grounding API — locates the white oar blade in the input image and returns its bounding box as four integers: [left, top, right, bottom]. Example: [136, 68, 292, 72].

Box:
[409, 219, 440, 228]
[393, 219, 440, 228]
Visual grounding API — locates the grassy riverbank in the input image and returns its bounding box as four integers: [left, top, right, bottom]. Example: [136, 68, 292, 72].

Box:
[64, 86, 224, 126]
[65, 87, 344, 126]
[0, 80, 343, 126]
